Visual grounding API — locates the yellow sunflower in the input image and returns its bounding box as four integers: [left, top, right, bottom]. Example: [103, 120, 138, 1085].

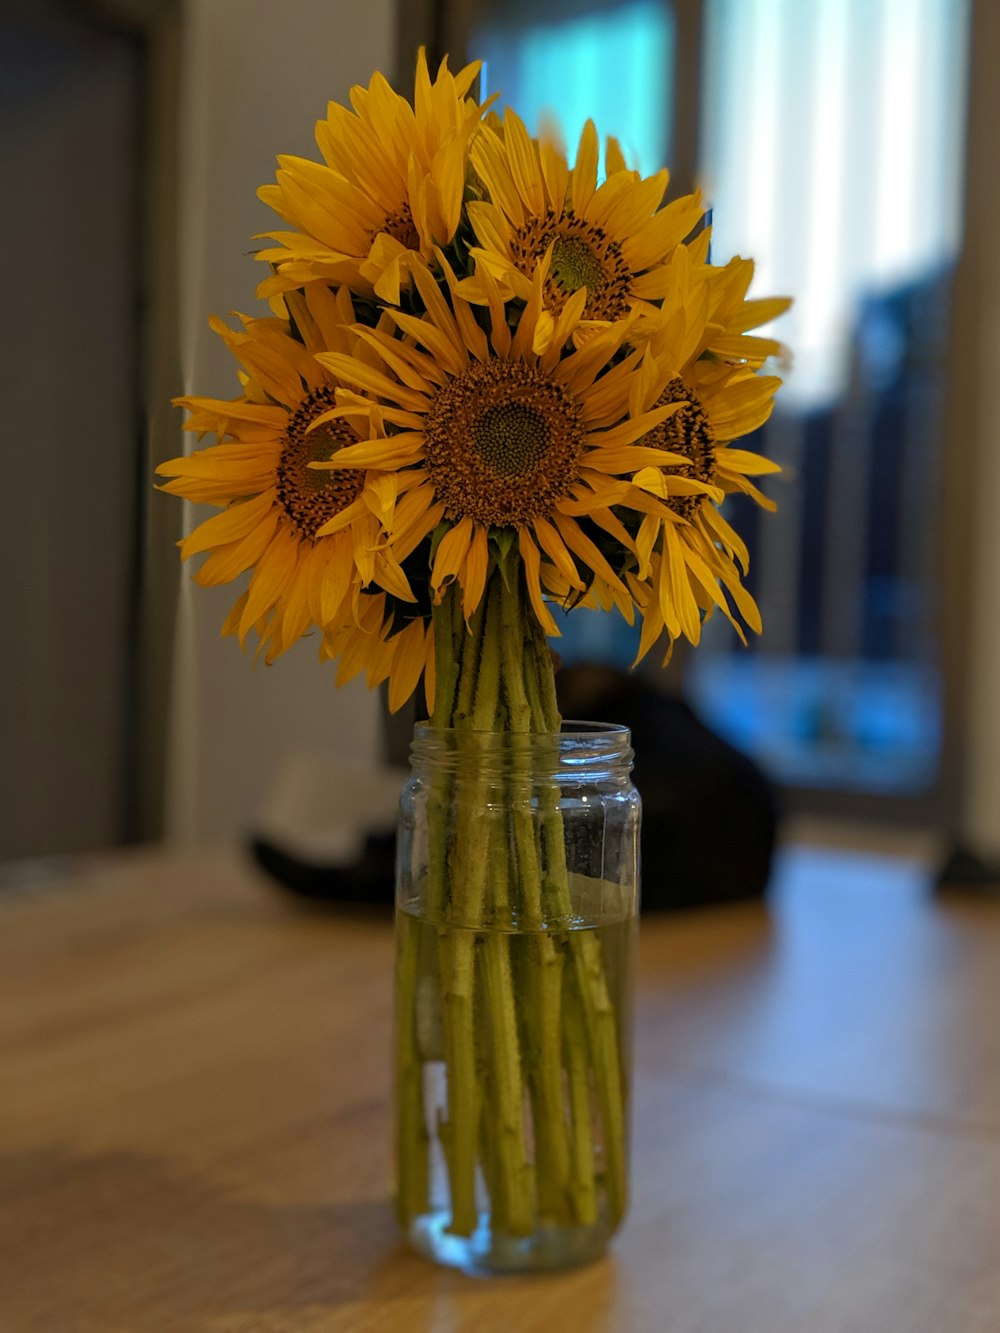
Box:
[459, 109, 705, 341]
[309, 253, 704, 637]
[703, 254, 792, 368]
[626, 382, 775, 661]
[620, 251, 785, 656]
[156, 284, 414, 660]
[255, 50, 486, 305]
[320, 589, 435, 714]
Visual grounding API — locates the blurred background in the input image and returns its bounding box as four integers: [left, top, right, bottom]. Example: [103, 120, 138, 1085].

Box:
[2, 0, 997, 889]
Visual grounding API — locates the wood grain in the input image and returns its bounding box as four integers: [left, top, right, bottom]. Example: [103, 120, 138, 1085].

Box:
[1, 844, 999, 1332]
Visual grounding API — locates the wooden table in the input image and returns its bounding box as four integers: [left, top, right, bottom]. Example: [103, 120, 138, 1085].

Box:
[2, 843, 999, 1332]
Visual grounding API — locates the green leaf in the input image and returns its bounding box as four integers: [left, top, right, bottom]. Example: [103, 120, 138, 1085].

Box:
[489, 526, 519, 588]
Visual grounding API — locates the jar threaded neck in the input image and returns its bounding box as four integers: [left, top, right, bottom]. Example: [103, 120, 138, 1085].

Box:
[409, 721, 634, 781]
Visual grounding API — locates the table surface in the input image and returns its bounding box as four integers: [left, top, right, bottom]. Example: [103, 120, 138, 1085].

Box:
[2, 842, 999, 1333]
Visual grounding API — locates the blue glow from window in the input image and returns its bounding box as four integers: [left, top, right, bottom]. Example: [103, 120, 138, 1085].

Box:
[474, 2, 673, 175]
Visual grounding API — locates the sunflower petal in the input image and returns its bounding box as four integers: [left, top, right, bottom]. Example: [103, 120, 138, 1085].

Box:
[431, 516, 474, 593]
[518, 528, 560, 637]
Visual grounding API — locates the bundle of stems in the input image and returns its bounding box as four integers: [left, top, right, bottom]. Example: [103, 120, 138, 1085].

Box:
[394, 564, 629, 1239]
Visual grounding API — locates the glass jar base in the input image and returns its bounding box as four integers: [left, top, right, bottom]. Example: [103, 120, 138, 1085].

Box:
[406, 1209, 612, 1274]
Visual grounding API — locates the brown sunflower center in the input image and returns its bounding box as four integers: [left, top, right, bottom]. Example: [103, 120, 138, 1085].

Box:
[276, 385, 363, 539]
[508, 208, 633, 321]
[550, 233, 607, 296]
[380, 202, 421, 251]
[645, 377, 716, 520]
[474, 402, 550, 476]
[424, 360, 585, 527]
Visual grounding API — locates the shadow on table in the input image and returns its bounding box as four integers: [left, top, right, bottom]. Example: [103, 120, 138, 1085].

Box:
[0, 1145, 394, 1326]
[0, 1146, 618, 1329]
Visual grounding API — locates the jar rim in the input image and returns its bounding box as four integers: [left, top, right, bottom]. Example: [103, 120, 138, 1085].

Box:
[409, 720, 634, 774]
[413, 719, 630, 742]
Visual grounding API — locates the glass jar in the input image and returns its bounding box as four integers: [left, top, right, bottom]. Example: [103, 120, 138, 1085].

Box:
[393, 722, 640, 1273]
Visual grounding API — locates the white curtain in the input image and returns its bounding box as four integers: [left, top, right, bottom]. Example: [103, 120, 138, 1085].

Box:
[701, 0, 970, 409]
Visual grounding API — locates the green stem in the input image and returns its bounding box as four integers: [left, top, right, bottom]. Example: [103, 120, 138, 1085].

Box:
[447, 584, 502, 925]
[501, 573, 574, 1224]
[520, 933, 574, 1223]
[437, 927, 479, 1235]
[479, 927, 535, 1235]
[500, 574, 545, 930]
[469, 804, 535, 1235]
[431, 574, 463, 728]
[523, 602, 630, 1227]
[436, 581, 505, 1234]
[394, 909, 430, 1226]
[427, 588, 465, 921]
[570, 930, 629, 1226]
[562, 962, 599, 1227]
[413, 567, 630, 1240]
[453, 594, 486, 728]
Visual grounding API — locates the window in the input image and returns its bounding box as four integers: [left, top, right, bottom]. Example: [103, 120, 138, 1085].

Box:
[476, 0, 673, 174]
[691, 0, 968, 796]
[469, 0, 970, 803]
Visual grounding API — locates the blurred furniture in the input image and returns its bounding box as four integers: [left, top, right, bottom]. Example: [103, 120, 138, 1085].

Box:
[557, 666, 778, 910]
[2, 843, 999, 1331]
[250, 678, 778, 912]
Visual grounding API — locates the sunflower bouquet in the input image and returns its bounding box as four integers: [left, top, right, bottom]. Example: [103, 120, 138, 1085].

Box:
[158, 50, 788, 1268]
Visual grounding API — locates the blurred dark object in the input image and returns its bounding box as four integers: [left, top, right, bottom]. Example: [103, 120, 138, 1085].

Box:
[247, 757, 401, 909]
[557, 665, 779, 910]
[251, 830, 395, 907]
[935, 846, 1000, 899]
[253, 668, 779, 912]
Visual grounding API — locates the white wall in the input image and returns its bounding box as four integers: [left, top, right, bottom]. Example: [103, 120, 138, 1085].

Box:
[163, 0, 397, 847]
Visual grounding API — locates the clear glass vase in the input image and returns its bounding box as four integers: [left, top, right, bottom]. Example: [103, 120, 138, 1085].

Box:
[393, 721, 640, 1273]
